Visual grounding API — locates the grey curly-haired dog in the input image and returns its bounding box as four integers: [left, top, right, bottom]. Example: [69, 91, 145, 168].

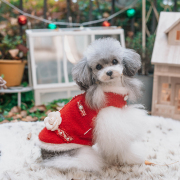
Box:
[38, 38, 147, 172]
[73, 38, 143, 109]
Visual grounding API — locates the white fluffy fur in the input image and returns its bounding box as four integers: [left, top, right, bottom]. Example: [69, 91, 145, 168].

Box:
[86, 85, 106, 109]
[101, 80, 128, 95]
[36, 139, 84, 151]
[38, 38, 145, 171]
[126, 78, 143, 102]
[1, 117, 180, 179]
[42, 146, 105, 172]
[94, 105, 147, 165]
[39, 70, 146, 171]
[41, 92, 147, 171]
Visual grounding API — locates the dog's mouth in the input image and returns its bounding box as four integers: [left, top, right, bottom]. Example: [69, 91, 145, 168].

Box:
[105, 75, 117, 82]
[98, 71, 122, 82]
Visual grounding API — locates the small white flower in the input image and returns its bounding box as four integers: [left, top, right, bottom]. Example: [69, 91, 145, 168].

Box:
[44, 111, 62, 131]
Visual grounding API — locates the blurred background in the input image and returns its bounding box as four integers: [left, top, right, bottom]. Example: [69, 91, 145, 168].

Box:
[0, 0, 180, 122]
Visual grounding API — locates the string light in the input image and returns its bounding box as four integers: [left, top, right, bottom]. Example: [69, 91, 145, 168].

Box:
[18, 15, 27, 25]
[126, 9, 136, 18]
[48, 23, 57, 29]
[1, 0, 138, 27]
[102, 21, 110, 27]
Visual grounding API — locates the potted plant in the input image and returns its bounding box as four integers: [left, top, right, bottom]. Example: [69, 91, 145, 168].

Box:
[0, 35, 28, 87]
[126, 32, 155, 111]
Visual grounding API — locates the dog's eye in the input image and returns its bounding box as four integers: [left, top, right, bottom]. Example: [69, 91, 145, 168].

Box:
[96, 64, 102, 70]
[112, 59, 118, 65]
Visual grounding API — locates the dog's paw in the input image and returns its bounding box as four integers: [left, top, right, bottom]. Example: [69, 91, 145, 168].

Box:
[44, 111, 61, 131]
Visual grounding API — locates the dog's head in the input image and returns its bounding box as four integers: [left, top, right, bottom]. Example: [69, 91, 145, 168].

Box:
[72, 38, 141, 91]
[72, 38, 142, 109]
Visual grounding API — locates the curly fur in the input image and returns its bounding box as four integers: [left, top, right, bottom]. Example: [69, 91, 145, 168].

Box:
[72, 38, 142, 109]
[40, 38, 146, 172]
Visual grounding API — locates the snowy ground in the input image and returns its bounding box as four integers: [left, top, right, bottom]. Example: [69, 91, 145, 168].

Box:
[0, 115, 180, 180]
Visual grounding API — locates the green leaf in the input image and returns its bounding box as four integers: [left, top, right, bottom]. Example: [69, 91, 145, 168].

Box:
[3, 111, 9, 116]
[21, 82, 28, 87]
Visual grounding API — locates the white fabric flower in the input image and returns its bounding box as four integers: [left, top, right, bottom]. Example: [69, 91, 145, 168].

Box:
[44, 111, 62, 131]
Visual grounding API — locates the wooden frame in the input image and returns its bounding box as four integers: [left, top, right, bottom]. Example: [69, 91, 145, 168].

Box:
[175, 84, 180, 115]
[176, 30, 180, 41]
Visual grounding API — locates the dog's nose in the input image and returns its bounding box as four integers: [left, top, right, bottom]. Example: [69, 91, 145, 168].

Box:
[106, 71, 113, 76]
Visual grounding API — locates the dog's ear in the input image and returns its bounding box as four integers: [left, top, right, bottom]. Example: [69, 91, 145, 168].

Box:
[122, 49, 141, 77]
[72, 57, 94, 91]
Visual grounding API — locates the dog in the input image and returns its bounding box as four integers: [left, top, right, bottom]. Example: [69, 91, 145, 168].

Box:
[37, 38, 147, 172]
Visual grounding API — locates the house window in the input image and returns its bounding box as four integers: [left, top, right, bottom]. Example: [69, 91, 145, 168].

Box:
[175, 87, 180, 113]
[161, 83, 171, 102]
[177, 89, 180, 112]
[176, 31, 180, 41]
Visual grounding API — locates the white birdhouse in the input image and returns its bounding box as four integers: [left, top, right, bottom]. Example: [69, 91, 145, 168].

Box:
[151, 12, 180, 120]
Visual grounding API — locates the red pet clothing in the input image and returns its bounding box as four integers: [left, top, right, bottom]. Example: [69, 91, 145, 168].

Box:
[39, 92, 127, 147]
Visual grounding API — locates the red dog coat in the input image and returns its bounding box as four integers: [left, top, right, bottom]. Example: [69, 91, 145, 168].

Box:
[39, 92, 127, 147]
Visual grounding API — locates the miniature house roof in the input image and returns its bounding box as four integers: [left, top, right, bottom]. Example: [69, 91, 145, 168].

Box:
[151, 12, 180, 66]
[164, 18, 180, 34]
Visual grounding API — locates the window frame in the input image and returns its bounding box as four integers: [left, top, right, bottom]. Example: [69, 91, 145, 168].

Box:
[160, 82, 172, 105]
[176, 30, 180, 41]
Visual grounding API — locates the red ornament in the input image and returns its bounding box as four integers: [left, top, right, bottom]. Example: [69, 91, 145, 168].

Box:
[102, 21, 111, 27]
[18, 15, 27, 26]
